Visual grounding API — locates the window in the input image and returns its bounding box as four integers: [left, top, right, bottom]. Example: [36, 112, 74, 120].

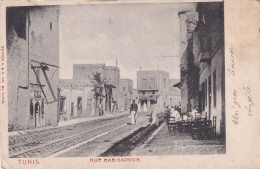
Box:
[149, 78, 155, 89]
[35, 101, 40, 114]
[142, 79, 148, 89]
[71, 102, 74, 115]
[164, 79, 166, 88]
[122, 87, 125, 92]
[41, 100, 45, 117]
[213, 70, 217, 107]
[205, 79, 207, 106]
[59, 97, 66, 112]
[34, 91, 41, 98]
[50, 22, 52, 31]
[208, 75, 211, 106]
[201, 82, 206, 111]
[30, 99, 33, 116]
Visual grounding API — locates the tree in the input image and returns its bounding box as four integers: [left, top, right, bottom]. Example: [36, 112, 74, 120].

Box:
[92, 72, 115, 115]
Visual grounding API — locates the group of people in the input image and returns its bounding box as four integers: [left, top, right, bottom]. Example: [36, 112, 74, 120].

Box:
[166, 106, 182, 122]
[129, 101, 208, 126]
[166, 105, 207, 122]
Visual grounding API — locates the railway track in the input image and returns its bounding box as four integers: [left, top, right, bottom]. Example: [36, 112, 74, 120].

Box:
[9, 115, 129, 158]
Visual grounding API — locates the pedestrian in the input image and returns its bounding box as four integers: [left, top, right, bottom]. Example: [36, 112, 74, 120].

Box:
[151, 104, 160, 126]
[143, 102, 147, 114]
[98, 103, 102, 116]
[137, 101, 141, 114]
[130, 100, 138, 125]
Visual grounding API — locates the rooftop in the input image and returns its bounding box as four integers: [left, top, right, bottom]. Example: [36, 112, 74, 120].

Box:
[137, 70, 169, 75]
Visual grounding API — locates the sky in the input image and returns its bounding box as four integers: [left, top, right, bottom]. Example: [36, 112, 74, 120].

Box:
[59, 2, 196, 88]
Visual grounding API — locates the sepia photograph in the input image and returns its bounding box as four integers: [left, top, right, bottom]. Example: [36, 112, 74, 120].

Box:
[6, 2, 225, 158]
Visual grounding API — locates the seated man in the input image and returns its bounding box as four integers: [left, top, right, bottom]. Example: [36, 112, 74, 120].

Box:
[182, 114, 188, 122]
[170, 106, 182, 122]
[190, 107, 199, 121]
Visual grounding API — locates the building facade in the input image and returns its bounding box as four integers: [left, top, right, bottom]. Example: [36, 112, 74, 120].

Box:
[178, 2, 225, 137]
[58, 80, 95, 122]
[58, 64, 121, 121]
[119, 79, 133, 110]
[7, 6, 60, 131]
[168, 79, 181, 107]
[137, 70, 169, 113]
[73, 64, 120, 109]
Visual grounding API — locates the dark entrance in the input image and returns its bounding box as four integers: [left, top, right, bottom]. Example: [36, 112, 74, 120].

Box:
[77, 97, 82, 116]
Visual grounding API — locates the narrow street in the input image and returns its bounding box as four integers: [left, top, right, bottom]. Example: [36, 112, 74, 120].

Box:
[131, 122, 225, 156]
[9, 112, 150, 158]
[9, 113, 225, 158]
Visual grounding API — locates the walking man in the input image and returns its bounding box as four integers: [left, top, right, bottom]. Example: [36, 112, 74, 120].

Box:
[130, 100, 138, 125]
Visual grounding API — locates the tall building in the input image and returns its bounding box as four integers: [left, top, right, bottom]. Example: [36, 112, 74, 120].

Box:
[137, 70, 169, 113]
[178, 2, 225, 137]
[7, 6, 60, 131]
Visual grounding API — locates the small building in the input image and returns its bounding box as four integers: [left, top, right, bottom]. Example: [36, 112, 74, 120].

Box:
[7, 6, 60, 131]
[58, 64, 122, 122]
[119, 79, 133, 110]
[58, 80, 95, 121]
[137, 70, 169, 113]
[73, 64, 121, 110]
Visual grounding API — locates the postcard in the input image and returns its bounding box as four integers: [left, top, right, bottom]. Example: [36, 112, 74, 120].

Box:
[0, 0, 259, 168]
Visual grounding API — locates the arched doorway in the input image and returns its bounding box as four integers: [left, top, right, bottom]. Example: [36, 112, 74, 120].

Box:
[35, 101, 40, 127]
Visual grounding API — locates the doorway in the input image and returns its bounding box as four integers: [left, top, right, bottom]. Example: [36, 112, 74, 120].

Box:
[77, 97, 82, 116]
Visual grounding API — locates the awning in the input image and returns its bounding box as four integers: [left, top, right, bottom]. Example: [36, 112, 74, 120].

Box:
[173, 82, 181, 88]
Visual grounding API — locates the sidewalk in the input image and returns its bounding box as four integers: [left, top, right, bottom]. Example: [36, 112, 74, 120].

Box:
[9, 111, 129, 136]
[131, 122, 225, 156]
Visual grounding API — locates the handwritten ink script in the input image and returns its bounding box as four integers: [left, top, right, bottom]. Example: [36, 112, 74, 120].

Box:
[228, 46, 256, 126]
[232, 90, 240, 125]
[243, 83, 255, 117]
[228, 47, 235, 77]
[228, 47, 240, 125]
